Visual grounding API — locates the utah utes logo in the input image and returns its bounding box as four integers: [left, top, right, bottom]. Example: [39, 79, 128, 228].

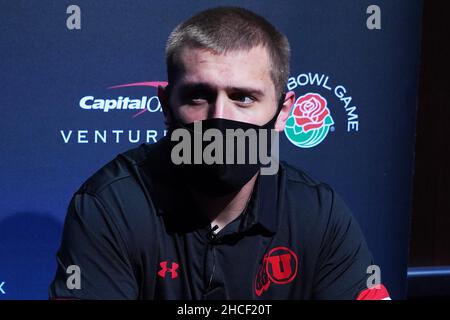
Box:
[158, 261, 179, 279]
[255, 247, 298, 296]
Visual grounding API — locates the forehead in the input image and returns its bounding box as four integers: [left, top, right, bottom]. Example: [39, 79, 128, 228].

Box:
[174, 45, 273, 91]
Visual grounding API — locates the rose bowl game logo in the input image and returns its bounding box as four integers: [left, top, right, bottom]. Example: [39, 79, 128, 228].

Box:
[284, 93, 334, 148]
[284, 72, 360, 148]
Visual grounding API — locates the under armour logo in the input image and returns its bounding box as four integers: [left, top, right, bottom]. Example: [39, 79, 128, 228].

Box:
[158, 261, 179, 279]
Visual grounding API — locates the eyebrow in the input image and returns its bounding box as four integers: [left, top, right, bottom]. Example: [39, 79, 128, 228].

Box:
[177, 82, 265, 98]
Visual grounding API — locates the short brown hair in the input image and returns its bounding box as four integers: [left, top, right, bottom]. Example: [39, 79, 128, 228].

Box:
[165, 6, 291, 97]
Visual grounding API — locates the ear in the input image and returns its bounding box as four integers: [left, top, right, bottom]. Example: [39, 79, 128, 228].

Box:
[158, 84, 172, 126]
[274, 91, 296, 132]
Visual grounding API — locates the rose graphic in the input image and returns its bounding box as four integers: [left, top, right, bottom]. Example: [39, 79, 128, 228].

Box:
[293, 93, 330, 132]
[284, 93, 334, 148]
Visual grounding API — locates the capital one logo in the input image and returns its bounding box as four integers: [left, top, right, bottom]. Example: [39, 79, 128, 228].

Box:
[255, 246, 298, 296]
[78, 81, 168, 118]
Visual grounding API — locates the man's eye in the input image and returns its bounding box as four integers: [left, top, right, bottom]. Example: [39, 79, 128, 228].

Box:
[184, 93, 208, 105]
[190, 98, 207, 105]
[230, 93, 255, 105]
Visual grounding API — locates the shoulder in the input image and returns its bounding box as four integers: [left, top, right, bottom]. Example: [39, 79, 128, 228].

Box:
[68, 142, 165, 246]
[279, 161, 355, 233]
[77, 142, 157, 197]
[279, 162, 372, 275]
[280, 161, 336, 209]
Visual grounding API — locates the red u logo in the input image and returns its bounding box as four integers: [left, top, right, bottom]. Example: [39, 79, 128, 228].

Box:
[267, 253, 293, 281]
[266, 247, 298, 285]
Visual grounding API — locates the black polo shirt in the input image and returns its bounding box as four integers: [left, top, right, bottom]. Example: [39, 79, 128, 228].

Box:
[50, 137, 388, 300]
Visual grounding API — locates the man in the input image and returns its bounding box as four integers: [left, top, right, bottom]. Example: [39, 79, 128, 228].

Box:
[50, 6, 390, 300]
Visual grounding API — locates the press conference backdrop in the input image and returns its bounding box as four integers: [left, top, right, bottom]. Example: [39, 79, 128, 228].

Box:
[0, 1, 422, 299]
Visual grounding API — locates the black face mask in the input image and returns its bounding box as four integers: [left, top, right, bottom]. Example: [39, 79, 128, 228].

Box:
[166, 94, 285, 197]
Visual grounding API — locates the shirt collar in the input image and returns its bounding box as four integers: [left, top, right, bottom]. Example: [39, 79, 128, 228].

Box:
[238, 170, 280, 235]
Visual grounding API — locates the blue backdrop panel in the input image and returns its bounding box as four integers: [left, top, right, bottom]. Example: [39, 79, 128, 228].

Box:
[0, 0, 422, 299]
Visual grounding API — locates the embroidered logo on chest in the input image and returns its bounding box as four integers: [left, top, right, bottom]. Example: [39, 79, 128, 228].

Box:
[254, 246, 298, 296]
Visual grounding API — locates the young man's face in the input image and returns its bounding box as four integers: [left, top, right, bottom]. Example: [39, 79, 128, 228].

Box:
[160, 45, 294, 131]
